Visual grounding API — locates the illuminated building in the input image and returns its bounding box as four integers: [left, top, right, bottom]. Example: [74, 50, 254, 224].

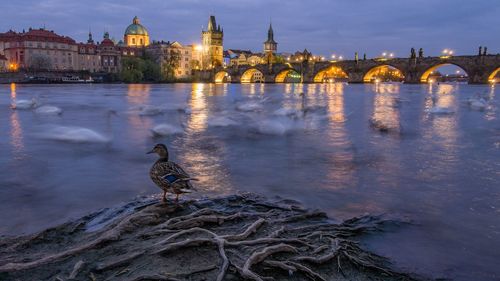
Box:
[0, 28, 78, 71]
[202, 15, 223, 69]
[124, 16, 150, 47]
[146, 41, 193, 79]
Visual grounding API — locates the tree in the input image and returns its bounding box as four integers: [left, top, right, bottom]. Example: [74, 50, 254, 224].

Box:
[29, 54, 52, 71]
[120, 57, 145, 83]
[162, 50, 181, 82]
[143, 60, 162, 82]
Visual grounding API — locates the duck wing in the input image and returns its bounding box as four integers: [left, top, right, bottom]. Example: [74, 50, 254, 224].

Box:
[157, 161, 196, 192]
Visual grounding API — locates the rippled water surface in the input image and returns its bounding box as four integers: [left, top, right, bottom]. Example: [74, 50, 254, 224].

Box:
[0, 83, 499, 280]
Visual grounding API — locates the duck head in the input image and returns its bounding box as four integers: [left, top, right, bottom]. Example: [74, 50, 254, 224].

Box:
[147, 143, 169, 159]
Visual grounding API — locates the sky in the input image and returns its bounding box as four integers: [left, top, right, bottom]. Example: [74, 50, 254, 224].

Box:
[1, 0, 499, 59]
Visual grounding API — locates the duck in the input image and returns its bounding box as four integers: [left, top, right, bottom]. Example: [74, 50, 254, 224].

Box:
[147, 144, 196, 202]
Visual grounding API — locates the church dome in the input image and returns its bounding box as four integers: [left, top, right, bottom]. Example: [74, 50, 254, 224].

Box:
[124, 16, 148, 36]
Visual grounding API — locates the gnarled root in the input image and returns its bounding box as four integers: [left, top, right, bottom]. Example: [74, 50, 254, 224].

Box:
[0, 194, 421, 281]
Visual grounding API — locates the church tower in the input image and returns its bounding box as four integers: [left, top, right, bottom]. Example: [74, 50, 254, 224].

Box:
[87, 30, 94, 44]
[202, 15, 223, 69]
[263, 23, 277, 54]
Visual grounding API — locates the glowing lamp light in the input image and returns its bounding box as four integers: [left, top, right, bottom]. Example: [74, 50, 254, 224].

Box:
[339, 56, 343, 60]
[382, 52, 387, 57]
[194, 44, 203, 51]
[389, 53, 394, 57]
[331, 54, 336, 59]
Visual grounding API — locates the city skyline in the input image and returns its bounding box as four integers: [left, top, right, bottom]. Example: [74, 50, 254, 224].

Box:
[1, 0, 499, 58]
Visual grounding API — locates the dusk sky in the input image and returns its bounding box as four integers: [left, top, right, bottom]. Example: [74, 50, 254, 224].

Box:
[1, 0, 499, 58]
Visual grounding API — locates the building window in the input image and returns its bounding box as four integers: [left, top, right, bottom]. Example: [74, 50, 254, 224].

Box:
[140, 38, 143, 45]
[132, 38, 136, 44]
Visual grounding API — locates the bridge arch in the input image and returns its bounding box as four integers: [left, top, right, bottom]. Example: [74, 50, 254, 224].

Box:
[488, 68, 500, 83]
[214, 71, 231, 83]
[313, 66, 348, 83]
[275, 69, 301, 83]
[241, 68, 265, 83]
[420, 63, 469, 83]
[363, 65, 405, 83]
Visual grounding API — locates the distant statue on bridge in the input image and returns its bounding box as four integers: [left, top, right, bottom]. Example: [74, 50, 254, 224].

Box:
[418, 48, 424, 58]
[410, 48, 416, 59]
[363, 53, 367, 60]
[355, 52, 359, 63]
[483, 47, 487, 56]
[479, 46, 483, 56]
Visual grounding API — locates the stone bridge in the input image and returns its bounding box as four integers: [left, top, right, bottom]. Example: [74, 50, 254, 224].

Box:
[204, 55, 500, 84]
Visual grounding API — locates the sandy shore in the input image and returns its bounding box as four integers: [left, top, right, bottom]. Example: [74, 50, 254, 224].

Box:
[0, 193, 429, 281]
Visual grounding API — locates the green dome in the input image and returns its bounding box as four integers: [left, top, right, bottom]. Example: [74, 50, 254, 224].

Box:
[125, 16, 148, 36]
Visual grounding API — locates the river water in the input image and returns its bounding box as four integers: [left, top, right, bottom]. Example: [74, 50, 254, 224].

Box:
[0, 83, 499, 280]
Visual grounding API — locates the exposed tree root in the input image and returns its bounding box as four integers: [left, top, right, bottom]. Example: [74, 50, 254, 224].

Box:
[0, 193, 426, 281]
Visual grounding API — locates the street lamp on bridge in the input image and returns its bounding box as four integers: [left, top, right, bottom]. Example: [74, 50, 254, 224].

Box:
[441, 49, 454, 59]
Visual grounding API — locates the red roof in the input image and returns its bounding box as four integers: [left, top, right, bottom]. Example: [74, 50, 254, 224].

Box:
[100, 38, 115, 47]
[0, 28, 76, 44]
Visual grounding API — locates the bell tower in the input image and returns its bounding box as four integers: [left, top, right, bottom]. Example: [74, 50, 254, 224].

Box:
[202, 15, 223, 69]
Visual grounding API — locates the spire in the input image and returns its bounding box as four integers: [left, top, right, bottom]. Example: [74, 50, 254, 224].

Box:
[103, 31, 110, 40]
[207, 15, 216, 31]
[88, 28, 94, 44]
[267, 22, 274, 41]
[133, 16, 139, 25]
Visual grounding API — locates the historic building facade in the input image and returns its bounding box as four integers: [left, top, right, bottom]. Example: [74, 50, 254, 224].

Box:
[124, 16, 150, 47]
[76, 32, 100, 72]
[0, 28, 78, 71]
[98, 32, 121, 73]
[201, 15, 223, 69]
[146, 41, 193, 79]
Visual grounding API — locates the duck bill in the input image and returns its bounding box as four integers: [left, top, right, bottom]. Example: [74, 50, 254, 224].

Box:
[146, 150, 154, 154]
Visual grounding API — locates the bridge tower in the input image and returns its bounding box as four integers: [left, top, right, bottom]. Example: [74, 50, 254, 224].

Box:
[263, 23, 277, 54]
[202, 15, 223, 69]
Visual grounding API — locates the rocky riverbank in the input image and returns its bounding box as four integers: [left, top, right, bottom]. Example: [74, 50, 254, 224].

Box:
[0, 194, 429, 281]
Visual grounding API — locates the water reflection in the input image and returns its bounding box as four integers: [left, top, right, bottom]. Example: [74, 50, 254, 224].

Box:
[126, 84, 150, 105]
[371, 83, 401, 132]
[187, 83, 208, 132]
[325, 83, 355, 187]
[370, 83, 402, 188]
[9, 83, 24, 157]
[421, 84, 459, 179]
[485, 85, 497, 121]
[176, 84, 231, 193]
[126, 84, 152, 143]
